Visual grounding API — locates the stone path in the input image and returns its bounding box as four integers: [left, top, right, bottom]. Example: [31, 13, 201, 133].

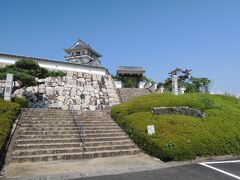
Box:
[3, 153, 165, 180]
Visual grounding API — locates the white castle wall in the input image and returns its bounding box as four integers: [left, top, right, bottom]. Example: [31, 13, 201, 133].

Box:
[0, 55, 107, 75]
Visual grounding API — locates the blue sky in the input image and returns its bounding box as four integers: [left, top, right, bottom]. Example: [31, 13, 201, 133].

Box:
[0, 0, 240, 95]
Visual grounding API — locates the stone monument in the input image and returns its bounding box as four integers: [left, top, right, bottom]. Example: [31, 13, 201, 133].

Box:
[172, 75, 178, 95]
[179, 87, 186, 95]
[4, 73, 13, 101]
[159, 86, 165, 94]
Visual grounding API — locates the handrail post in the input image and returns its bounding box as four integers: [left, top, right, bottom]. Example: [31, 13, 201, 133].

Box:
[68, 99, 85, 152]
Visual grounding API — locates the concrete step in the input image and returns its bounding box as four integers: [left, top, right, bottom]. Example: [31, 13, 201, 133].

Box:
[22, 117, 112, 121]
[16, 138, 81, 144]
[10, 149, 141, 163]
[22, 114, 72, 117]
[19, 129, 124, 135]
[16, 136, 129, 144]
[19, 122, 117, 127]
[19, 124, 77, 128]
[19, 120, 113, 125]
[19, 130, 81, 135]
[22, 112, 71, 115]
[21, 116, 73, 119]
[20, 120, 75, 124]
[23, 114, 110, 117]
[12, 144, 137, 156]
[22, 113, 108, 117]
[9, 109, 140, 163]
[15, 140, 134, 150]
[19, 126, 120, 131]
[18, 134, 81, 139]
[18, 132, 126, 139]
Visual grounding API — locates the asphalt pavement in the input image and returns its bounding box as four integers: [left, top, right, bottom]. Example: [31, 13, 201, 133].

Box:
[73, 160, 240, 180]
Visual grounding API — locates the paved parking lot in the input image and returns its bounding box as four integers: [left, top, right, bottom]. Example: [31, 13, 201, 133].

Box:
[200, 160, 240, 179]
[75, 159, 240, 180]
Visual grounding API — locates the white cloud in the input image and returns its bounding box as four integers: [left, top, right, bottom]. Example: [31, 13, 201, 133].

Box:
[210, 91, 240, 98]
[210, 91, 224, 95]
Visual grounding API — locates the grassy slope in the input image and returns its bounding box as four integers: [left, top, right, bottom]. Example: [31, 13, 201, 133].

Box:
[0, 100, 20, 157]
[111, 93, 240, 161]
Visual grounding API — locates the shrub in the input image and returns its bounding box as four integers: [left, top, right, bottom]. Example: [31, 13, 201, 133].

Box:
[0, 99, 20, 168]
[48, 71, 66, 77]
[0, 58, 66, 92]
[11, 96, 29, 108]
[111, 93, 240, 161]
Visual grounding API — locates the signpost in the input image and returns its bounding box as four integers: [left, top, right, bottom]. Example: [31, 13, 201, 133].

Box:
[147, 125, 155, 135]
[4, 73, 13, 101]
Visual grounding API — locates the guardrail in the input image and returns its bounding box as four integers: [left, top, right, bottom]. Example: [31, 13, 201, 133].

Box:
[68, 99, 85, 152]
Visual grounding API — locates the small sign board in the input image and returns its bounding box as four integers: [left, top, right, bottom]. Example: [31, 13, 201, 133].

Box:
[147, 125, 155, 135]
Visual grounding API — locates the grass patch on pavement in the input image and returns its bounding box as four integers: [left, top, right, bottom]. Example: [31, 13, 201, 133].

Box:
[111, 93, 240, 161]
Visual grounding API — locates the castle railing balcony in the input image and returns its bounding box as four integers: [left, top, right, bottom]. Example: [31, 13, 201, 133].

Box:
[64, 55, 95, 60]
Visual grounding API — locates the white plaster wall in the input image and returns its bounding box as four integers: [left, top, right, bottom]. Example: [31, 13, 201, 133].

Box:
[139, 81, 146, 89]
[0, 56, 107, 75]
[114, 81, 122, 88]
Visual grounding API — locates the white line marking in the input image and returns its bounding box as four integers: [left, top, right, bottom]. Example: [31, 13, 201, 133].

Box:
[202, 160, 240, 165]
[199, 162, 240, 180]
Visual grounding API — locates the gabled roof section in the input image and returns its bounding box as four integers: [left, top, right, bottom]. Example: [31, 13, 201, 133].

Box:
[71, 38, 89, 49]
[117, 66, 145, 76]
[118, 66, 145, 72]
[64, 39, 102, 57]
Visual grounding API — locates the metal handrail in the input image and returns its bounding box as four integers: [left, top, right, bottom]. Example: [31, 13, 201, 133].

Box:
[68, 99, 85, 152]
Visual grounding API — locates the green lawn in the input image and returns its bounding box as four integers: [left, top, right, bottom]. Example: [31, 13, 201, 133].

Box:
[111, 93, 240, 161]
[0, 100, 20, 162]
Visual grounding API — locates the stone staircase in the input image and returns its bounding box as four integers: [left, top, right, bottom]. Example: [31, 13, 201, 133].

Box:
[118, 88, 149, 102]
[7, 109, 140, 163]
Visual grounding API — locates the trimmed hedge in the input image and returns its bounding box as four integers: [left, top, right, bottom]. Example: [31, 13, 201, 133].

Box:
[111, 93, 240, 161]
[12, 96, 29, 108]
[0, 100, 20, 167]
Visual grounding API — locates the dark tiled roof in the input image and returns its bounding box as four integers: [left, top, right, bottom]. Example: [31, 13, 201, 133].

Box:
[117, 66, 145, 75]
[71, 39, 89, 48]
[0, 52, 106, 70]
[64, 39, 102, 57]
[117, 66, 145, 72]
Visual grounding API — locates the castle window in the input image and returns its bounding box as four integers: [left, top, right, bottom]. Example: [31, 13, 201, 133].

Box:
[76, 52, 80, 56]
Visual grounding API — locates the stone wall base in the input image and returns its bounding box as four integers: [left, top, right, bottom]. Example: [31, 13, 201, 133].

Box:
[152, 107, 205, 118]
[13, 73, 120, 110]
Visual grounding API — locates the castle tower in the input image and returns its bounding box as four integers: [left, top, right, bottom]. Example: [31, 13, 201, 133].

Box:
[64, 39, 102, 66]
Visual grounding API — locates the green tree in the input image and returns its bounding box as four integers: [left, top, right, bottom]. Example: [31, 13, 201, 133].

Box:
[187, 77, 211, 93]
[113, 74, 153, 88]
[0, 58, 65, 92]
[159, 68, 192, 91]
[158, 68, 211, 93]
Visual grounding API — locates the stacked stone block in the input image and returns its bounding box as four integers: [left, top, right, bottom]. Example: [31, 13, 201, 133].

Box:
[13, 72, 120, 110]
[118, 88, 150, 102]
